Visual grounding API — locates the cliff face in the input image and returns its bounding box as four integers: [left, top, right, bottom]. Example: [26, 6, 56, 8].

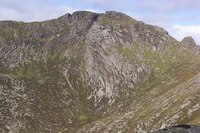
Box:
[1, 11, 200, 133]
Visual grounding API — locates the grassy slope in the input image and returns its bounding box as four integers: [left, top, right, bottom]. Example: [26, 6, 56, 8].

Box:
[1, 12, 200, 132]
[88, 44, 200, 132]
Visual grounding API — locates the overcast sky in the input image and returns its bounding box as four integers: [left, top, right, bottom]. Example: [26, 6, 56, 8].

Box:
[0, 0, 199, 44]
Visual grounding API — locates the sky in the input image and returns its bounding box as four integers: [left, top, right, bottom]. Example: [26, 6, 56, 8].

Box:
[0, 0, 199, 44]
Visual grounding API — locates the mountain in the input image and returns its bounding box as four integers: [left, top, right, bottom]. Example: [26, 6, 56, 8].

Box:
[181, 36, 197, 47]
[0, 11, 200, 133]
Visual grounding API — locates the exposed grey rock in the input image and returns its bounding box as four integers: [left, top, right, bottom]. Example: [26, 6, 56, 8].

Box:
[151, 125, 200, 133]
[181, 36, 197, 47]
[0, 11, 200, 133]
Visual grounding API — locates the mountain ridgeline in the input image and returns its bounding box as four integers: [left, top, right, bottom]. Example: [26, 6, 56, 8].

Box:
[1, 11, 200, 133]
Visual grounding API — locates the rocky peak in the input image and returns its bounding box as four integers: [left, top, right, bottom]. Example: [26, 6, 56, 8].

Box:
[181, 36, 197, 47]
[57, 11, 100, 25]
[1, 11, 200, 133]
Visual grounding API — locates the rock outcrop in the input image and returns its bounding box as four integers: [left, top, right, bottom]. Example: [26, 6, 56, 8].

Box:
[0, 11, 200, 133]
[152, 125, 200, 133]
[181, 36, 197, 47]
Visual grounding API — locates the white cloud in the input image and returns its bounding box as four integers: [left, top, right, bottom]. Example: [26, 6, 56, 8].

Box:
[167, 25, 200, 45]
[0, 0, 77, 22]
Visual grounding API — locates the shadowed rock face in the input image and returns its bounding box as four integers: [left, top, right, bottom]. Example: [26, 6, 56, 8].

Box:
[181, 36, 197, 47]
[1, 11, 200, 133]
[152, 125, 200, 133]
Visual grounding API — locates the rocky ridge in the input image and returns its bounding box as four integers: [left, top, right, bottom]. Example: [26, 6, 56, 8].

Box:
[0, 11, 200, 132]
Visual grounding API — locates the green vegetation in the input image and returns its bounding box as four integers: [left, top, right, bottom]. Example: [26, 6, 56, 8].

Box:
[78, 114, 88, 122]
[117, 47, 133, 59]
[9, 61, 47, 78]
[100, 12, 134, 26]
[1, 11, 200, 133]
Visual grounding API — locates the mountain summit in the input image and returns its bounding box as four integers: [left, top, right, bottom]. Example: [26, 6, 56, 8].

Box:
[181, 36, 197, 47]
[1, 11, 200, 133]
